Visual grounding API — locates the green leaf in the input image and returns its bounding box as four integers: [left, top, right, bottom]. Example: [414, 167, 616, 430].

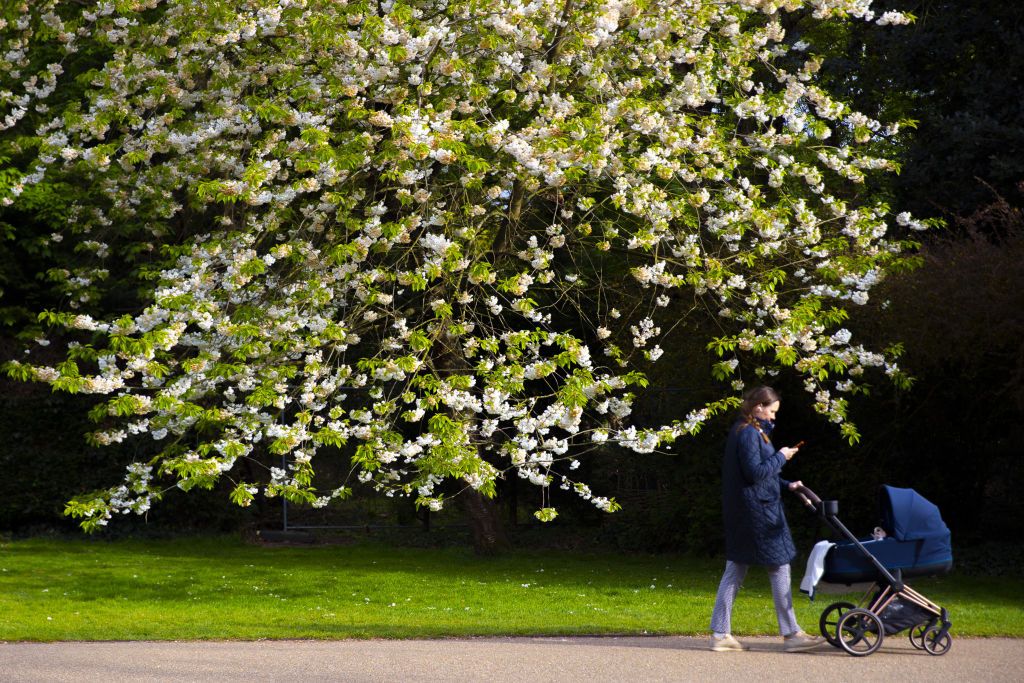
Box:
[534, 507, 559, 522]
[229, 483, 256, 508]
[775, 346, 798, 366]
[409, 330, 432, 352]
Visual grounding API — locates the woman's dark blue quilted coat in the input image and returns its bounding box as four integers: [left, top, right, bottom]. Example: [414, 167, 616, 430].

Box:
[721, 420, 797, 566]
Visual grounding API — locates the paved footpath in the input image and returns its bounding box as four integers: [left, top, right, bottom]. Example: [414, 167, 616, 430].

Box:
[2, 636, 1022, 682]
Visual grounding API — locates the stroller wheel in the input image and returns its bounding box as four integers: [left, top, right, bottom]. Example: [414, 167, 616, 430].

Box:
[909, 622, 931, 650]
[922, 626, 952, 656]
[836, 608, 885, 656]
[819, 601, 856, 647]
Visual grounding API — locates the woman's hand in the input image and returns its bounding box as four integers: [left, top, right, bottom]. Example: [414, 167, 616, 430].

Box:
[787, 480, 804, 491]
[780, 445, 800, 461]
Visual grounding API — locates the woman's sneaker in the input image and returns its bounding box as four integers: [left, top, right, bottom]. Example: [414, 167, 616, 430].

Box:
[783, 631, 825, 652]
[709, 634, 747, 651]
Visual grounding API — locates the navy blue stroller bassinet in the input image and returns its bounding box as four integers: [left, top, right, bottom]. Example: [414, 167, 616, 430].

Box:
[822, 485, 953, 583]
[792, 484, 954, 656]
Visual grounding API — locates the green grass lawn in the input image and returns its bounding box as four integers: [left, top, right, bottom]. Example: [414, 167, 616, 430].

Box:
[1, 537, 1021, 641]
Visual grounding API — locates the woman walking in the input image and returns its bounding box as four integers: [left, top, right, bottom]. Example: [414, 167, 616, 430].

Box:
[709, 386, 824, 652]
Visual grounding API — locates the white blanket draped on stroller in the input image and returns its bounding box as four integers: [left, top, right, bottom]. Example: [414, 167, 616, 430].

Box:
[799, 540, 835, 599]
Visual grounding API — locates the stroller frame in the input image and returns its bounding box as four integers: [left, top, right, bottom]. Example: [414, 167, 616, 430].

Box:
[793, 484, 953, 657]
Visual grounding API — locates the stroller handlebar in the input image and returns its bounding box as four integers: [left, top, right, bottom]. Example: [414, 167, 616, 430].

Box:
[790, 482, 822, 509]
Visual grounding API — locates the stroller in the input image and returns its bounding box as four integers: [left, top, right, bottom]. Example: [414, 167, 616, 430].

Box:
[793, 484, 954, 656]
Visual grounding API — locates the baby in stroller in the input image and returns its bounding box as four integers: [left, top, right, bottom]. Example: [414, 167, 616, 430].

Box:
[795, 484, 954, 656]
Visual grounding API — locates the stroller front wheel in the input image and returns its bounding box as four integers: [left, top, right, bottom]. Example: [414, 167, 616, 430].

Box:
[836, 608, 885, 656]
[819, 601, 856, 647]
[909, 621, 932, 650]
[922, 626, 952, 656]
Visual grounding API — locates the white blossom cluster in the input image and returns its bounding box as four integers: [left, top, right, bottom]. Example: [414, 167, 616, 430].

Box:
[3, 0, 919, 530]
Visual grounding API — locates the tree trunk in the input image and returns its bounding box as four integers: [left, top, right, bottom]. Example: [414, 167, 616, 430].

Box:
[431, 336, 511, 555]
[461, 488, 511, 555]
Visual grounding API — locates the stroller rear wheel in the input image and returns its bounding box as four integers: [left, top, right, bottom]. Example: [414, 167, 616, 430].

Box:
[836, 608, 885, 656]
[819, 601, 856, 647]
[922, 625, 952, 656]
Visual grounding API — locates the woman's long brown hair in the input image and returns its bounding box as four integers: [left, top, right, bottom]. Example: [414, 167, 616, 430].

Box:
[737, 385, 780, 443]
